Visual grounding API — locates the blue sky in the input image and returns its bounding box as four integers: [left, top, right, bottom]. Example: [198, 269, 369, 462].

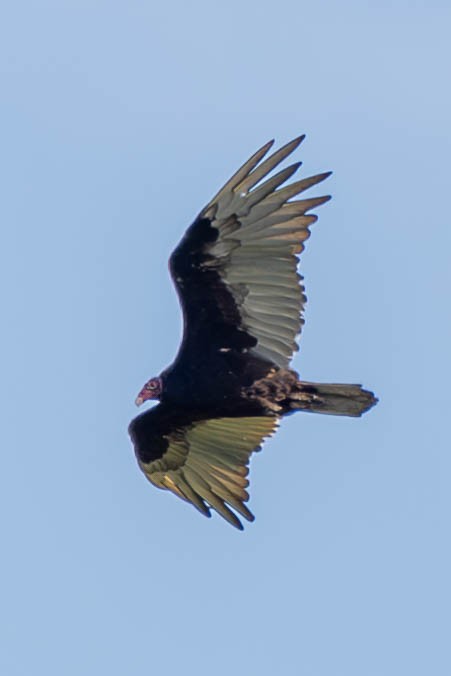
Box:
[1, 2, 450, 674]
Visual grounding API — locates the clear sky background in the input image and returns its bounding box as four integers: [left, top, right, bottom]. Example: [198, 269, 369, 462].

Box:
[1, 2, 450, 675]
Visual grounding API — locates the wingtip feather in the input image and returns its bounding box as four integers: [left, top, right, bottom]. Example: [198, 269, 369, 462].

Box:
[293, 133, 306, 147]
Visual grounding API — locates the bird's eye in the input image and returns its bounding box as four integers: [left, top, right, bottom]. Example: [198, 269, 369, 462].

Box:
[148, 380, 158, 390]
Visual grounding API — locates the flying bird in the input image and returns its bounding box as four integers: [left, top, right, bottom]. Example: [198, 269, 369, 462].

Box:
[129, 136, 377, 529]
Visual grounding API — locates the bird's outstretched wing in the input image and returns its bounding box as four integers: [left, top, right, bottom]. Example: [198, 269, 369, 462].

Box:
[129, 405, 278, 529]
[169, 136, 331, 368]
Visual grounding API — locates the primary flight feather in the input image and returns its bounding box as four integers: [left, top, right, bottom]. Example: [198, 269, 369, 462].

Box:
[129, 136, 377, 529]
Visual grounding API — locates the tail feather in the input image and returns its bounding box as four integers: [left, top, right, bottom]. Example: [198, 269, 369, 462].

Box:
[290, 381, 378, 417]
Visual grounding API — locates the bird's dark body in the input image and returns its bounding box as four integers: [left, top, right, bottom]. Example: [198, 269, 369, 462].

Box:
[161, 351, 272, 411]
[128, 136, 377, 529]
[161, 331, 274, 411]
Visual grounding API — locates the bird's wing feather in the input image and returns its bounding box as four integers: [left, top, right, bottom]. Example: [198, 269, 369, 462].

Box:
[129, 406, 278, 529]
[169, 136, 331, 368]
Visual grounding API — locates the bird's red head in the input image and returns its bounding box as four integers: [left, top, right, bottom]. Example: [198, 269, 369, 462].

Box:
[135, 377, 163, 406]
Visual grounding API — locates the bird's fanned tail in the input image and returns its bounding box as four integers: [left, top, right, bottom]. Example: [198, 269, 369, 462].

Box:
[289, 381, 378, 417]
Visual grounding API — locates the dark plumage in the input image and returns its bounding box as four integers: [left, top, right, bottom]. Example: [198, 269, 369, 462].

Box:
[129, 136, 377, 529]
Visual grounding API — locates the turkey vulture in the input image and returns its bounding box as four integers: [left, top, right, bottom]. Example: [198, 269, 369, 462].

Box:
[129, 136, 377, 529]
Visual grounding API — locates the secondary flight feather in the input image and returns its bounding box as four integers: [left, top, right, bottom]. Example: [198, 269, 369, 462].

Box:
[128, 136, 377, 529]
